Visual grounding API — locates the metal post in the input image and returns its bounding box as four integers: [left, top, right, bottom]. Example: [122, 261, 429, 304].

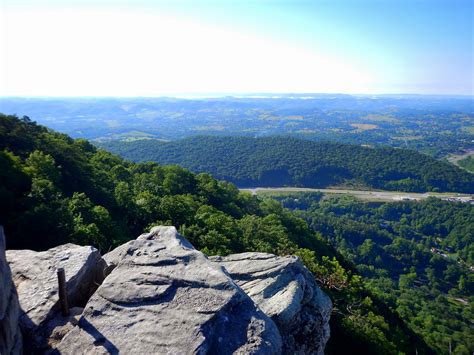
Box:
[57, 268, 69, 316]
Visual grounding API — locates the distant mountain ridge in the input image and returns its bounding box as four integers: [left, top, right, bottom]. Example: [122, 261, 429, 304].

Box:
[1, 96, 472, 158]
[101, 136, 474, 193]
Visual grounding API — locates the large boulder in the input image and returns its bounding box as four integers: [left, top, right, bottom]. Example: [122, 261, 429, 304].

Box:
[57, 226, 282, 354]
[6, 243, 104, 351]
[0, 226, 22, 355]
[213, 252, 332, 355]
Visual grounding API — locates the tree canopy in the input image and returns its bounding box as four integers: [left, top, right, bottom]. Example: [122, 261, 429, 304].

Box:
[101, 136, 474, 193]
[273, 193, 473, 354]
[0, 114, 440, 354]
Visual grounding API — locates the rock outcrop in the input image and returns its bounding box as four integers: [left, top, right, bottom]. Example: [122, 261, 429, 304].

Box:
[4, 225, 332, 354]
[213, 252, 332, 355]
[57, 226, 282, 354]
[0, 226, 22, 355]
[6, 243, 104, 351]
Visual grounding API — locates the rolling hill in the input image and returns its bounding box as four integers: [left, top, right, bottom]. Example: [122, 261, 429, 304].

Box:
[101, 136, 474, 193]
[0, 113, 434, 354]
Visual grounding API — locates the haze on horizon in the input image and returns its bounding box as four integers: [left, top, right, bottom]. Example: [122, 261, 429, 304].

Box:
[0, 0, 472, 97]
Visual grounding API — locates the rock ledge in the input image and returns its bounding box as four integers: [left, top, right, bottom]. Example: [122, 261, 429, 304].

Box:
[214, 252, 332, 355]
[57, 226, 282, 354]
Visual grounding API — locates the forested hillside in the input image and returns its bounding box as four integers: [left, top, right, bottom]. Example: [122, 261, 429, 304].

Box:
[2, 96, 473, 158]
[101, 136, 474, 193]
[0, 114, 431, 354]
[272, 192, 473, 354]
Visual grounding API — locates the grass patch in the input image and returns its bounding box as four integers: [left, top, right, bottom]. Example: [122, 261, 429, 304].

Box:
[350, 123, 378, 131]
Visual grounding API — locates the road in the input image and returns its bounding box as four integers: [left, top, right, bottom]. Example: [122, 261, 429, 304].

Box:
[447, 150, 474, 165]
[240, 187, 474, 202]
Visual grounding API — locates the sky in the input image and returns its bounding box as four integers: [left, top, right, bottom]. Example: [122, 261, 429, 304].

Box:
[0, 0, 472, 96]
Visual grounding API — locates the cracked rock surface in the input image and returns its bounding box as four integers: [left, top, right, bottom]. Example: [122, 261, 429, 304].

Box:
[7, 243, 103, 352]
[57, 226, 282, 354]
[213, 252, 332, 355]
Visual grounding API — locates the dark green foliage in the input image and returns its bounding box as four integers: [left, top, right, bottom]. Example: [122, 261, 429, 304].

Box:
[0, 114, 435, 354]
[277, 193, 473, 354]
[101, 136, 474, 193]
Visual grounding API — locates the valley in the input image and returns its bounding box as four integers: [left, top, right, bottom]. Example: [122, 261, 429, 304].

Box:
[1, 110, 472, 354]
[1, 95, 472, 159]
[101, 135, 474, 193]
[1, 0, 472, 353]
[268, 192, 473, 354]
[1, 113, 435, 354]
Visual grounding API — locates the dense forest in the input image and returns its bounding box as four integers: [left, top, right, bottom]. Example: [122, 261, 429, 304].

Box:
[101, 136, 474, 193]
[0, 113, 435, 354]
[271, 192, 473, 354]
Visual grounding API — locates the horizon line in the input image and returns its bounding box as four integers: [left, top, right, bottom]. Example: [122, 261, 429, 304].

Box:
[1, 93, 473, 99]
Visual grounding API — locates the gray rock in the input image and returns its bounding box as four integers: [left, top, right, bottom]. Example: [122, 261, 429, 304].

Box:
[7, 242, 104, 351]
[0, 226, 23, 355]
[42, 306, 83, 349]
[213, 252, 332, 355]
[57, 226, 282, 354]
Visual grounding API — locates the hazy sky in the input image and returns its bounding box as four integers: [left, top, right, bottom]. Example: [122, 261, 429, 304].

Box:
[1, 0, 472, 96]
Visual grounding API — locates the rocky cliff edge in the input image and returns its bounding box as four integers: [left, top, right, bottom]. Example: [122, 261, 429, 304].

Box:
[2, 226, 332, 354]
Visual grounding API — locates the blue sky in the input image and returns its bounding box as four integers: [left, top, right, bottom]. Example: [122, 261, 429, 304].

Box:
[1, 0, 472, 96]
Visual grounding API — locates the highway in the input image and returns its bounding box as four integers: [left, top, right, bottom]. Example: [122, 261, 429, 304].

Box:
[240, 187, 474, 202]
